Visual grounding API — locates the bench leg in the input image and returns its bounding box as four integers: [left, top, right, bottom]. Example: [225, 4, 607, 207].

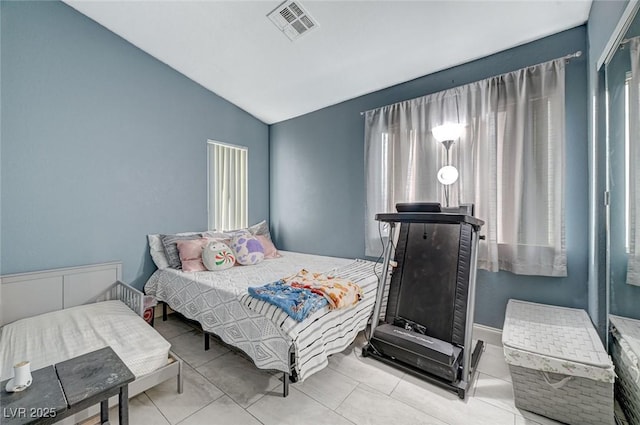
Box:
[100, 399, 109, 424]
[119, 384, 129, 425]
[162, 302, 168, 321]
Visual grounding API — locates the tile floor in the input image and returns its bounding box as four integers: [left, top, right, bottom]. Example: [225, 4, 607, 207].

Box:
[107, 314, 565, 425]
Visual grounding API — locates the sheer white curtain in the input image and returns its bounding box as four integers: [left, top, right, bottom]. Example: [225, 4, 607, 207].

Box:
[364, 59, 567, 277]
[627, 37, 640, 286]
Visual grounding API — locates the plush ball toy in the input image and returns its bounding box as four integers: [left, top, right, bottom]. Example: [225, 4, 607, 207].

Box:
[231, 233, 265, 265]
[202, 241, 236, 271]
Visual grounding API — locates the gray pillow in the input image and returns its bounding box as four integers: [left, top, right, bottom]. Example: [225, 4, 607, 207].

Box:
[160, 234, 202, 269]
[248, 220, 272, 240]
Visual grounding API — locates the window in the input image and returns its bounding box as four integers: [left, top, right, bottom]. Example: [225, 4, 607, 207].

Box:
[364, 59, 567, 276]
[207, 141, 248, 231]
[494, 97, 555, 248]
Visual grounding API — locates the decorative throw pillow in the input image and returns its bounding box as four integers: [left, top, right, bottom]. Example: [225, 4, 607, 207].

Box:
[202, 241, 236, 271]
[176, 238, 209, 272]
[231, 233, 265, 265]
[256, 234, 281, 259]
[160, 233, 202, 269]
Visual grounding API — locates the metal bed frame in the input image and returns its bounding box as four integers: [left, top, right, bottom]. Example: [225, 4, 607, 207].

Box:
[163, 302, 293, 397]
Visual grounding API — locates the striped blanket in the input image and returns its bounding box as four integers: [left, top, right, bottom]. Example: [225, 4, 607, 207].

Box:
[240, 260, 382, 380]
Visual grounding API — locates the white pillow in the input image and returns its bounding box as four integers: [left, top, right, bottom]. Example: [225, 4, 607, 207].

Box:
[148, 234, 169, 270]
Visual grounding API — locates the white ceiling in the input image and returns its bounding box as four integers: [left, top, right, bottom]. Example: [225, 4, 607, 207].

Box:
[64, 0, 593, 124]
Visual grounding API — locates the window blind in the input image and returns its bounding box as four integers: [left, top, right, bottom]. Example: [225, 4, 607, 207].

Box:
[207, 141, 248, 231]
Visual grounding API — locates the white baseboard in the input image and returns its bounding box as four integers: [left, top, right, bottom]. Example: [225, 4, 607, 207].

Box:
[473, 323, 502, 347]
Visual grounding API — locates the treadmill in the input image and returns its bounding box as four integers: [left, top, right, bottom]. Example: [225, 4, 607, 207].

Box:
[362, 202, 484, 399]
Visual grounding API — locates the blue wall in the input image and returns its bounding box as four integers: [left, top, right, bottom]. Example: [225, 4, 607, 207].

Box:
[589, 1, 631, 62]
[3, 0, 634, 330]
[0, 1, 270, 288]
[270, 27, 588, 329]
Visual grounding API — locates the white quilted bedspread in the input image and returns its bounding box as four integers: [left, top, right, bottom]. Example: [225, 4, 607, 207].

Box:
[145, 252, 380, 380]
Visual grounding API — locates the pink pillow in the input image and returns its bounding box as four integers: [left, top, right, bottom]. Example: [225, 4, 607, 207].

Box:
[176, 238, 209, 272]
[256, 234, 281, 259]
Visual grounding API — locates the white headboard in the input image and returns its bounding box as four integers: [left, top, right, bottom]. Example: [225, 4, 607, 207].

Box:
[0, 262, 122, 325]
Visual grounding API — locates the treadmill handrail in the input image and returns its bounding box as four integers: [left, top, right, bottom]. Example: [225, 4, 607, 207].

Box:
[375, 212, 484, 230]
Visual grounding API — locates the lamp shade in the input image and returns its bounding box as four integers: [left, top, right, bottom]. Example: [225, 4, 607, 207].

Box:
[432, 123, 464, 142]
[437, 165, 459, 185]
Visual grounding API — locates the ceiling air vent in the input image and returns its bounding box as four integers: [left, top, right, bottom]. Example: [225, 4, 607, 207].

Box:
[267, 0, 319, 41]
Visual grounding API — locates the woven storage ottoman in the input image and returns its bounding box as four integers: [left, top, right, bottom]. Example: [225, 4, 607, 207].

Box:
[610, 315, 640, 425]
[503, 300, 615, 425]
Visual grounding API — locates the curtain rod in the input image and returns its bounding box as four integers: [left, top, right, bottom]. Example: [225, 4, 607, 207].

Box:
[621, 36, 640, 45]
[359, 50, 582, 116]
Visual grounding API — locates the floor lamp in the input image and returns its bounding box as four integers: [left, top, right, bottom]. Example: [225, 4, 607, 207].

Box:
[432, 123, 464, 207]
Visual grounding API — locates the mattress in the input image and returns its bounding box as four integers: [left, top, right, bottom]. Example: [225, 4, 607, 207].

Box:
[502, 300, 615, 383]
[145, 251, 381, 381]
[0, 300, 171, 379]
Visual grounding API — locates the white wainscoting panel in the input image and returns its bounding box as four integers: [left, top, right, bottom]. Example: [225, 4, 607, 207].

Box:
[1, 262, 122, 325]
[1, 276, 64, 325]
[64, 267, 120, 308]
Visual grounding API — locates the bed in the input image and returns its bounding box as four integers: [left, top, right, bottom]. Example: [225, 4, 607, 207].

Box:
[0, 262, 183, 425]
[0, 299, 172, 380]
[144, 250, 382, 392]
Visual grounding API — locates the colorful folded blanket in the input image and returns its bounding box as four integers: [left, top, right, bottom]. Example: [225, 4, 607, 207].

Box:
[283, 269, 363, 310]
[247, 269, 363, 322]
[247, 281, 327, 322]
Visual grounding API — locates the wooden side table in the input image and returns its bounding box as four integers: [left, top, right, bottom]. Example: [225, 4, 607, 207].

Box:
[55, 346, 135, 425]
[0, 366, 67, 425]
